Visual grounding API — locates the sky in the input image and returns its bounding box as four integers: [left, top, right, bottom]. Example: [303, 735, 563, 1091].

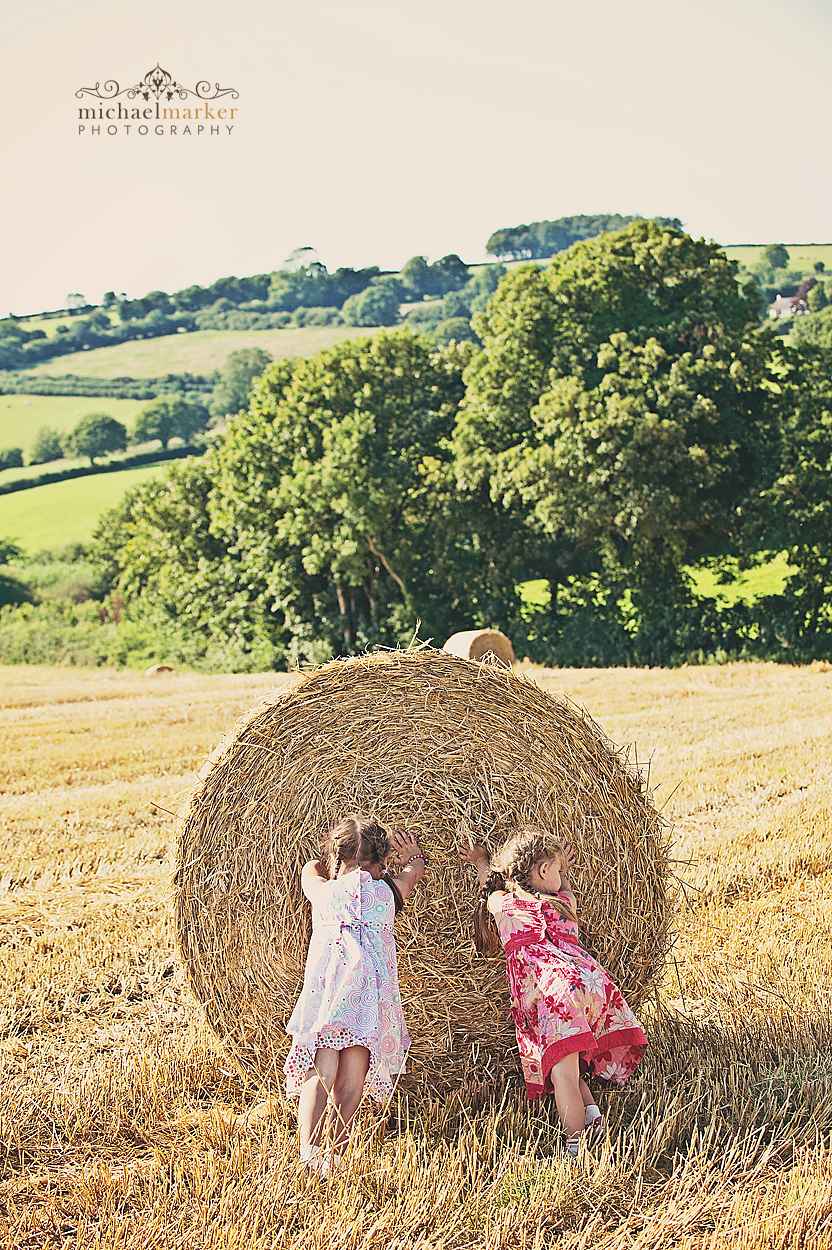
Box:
[2, 0, 831, 315]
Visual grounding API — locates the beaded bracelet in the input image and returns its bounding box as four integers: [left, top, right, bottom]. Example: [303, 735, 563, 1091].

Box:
[406, 852, 429, 867]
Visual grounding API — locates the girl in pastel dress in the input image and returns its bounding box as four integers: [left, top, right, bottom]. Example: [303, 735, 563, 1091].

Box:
[460, 826, 646, 1156]
[284, 814, 427, 1172]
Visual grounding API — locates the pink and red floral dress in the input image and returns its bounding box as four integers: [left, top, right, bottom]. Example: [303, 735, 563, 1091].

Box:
[491, 890, 647, 1100]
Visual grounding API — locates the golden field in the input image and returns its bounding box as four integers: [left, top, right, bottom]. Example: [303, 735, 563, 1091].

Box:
[1, 661, 831, 1249]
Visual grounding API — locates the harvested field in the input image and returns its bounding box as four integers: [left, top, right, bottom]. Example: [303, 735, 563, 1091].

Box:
[2, 661, 832, 1248]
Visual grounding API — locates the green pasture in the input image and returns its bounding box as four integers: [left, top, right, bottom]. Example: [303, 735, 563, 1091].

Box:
[687, 552, 796, 604]
[5, 315, 70, 338]
[722, 243, 832, 271]
[0, 462, 171, 552]
[25, 326, 384, 380]
[0, 394, 146, 459]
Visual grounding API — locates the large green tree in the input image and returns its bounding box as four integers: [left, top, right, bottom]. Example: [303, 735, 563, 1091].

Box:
[94, 331, 490, 667]
[210, 330, 480, 656]
[341, 283, 400, 327]
[759, 244, 790, 272]
[91, 458, 276, 669]
[29, 426, 65, 465]
[454, 220, 779, 653]
[754, 344, 832, 654]
[0, 448, 24, 471]
[400, 255, 431, 299]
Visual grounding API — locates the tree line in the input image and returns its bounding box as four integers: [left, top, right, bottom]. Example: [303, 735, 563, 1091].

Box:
[486, 214, 684, 261]
[81, 221, 832, 670]
[8, 218, 825, 382]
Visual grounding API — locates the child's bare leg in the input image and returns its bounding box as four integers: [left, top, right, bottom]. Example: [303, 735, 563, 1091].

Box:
[579, 1078, 594, 1108]
[298, 1047, 339, 1151]
[330, 1044, 370, 1151]
[549, 1052, 585, 1139]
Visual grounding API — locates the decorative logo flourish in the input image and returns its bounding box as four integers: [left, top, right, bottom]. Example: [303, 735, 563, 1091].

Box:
[76, 63, 238, 103]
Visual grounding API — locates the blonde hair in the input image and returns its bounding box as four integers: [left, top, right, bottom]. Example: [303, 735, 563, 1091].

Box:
[327, 813, 403, 914]
[473, 825, 576, 954]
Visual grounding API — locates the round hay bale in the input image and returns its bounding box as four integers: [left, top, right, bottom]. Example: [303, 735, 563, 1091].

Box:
[174, 650, 670, 1095]
[443, 628, 515, 666]
[144, 663, 176, 677]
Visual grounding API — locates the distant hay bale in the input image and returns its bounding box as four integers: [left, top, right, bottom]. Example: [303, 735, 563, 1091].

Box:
[144, 664, 176, 677]
[174, 650, 671, 1095]
[443, 628, 515, 666]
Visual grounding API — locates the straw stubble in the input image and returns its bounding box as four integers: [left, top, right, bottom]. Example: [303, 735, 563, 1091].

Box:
[174, 649, 671, 1094]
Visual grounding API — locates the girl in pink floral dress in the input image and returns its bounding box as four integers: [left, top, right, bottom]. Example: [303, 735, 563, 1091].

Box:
[284, 815, 427, 1173]
[460, 827, 646, 1155]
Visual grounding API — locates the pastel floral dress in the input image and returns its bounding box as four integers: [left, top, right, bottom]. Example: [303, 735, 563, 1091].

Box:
[492, 890, 647, 1100]
[284, 869, 410, 1102]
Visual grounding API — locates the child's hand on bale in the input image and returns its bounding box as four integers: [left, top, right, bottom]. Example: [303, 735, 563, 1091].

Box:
[459, 840, 494, 889]
[459, 841, 489, 868]
[387, 829, 428, 899]
[389, 828, 423, 865]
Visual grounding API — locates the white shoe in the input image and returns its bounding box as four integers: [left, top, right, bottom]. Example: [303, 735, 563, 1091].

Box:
[584, 1103, 602, 1128]
[300, 1145, 331, 1176]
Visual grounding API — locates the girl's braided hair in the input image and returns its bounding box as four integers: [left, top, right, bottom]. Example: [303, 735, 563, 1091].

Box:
[327, 813, 404, 914]
[473, 824, 577, 954]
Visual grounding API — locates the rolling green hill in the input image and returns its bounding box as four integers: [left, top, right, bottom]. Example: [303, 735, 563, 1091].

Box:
[12, 243, 831, 387]
[25, 325, 384, 380]
[0, 461, 171, 551]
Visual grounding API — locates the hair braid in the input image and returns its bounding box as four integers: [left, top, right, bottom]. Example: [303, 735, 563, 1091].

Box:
[360, 819, 392, 867]
[473, 868, 507, 954]
[498, 825, 577, 922]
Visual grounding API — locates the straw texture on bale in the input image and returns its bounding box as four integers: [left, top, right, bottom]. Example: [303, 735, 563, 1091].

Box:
[174, 650, 671, 1095]
[443, 628, 515, 666]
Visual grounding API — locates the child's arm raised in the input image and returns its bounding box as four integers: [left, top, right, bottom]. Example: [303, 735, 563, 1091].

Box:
[459, 841, 494, 888]
[387, 829, 427, 900]
[459, 840, 491, 886]
[300, 858, 331, 902]
[460, 841, 506, 924]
